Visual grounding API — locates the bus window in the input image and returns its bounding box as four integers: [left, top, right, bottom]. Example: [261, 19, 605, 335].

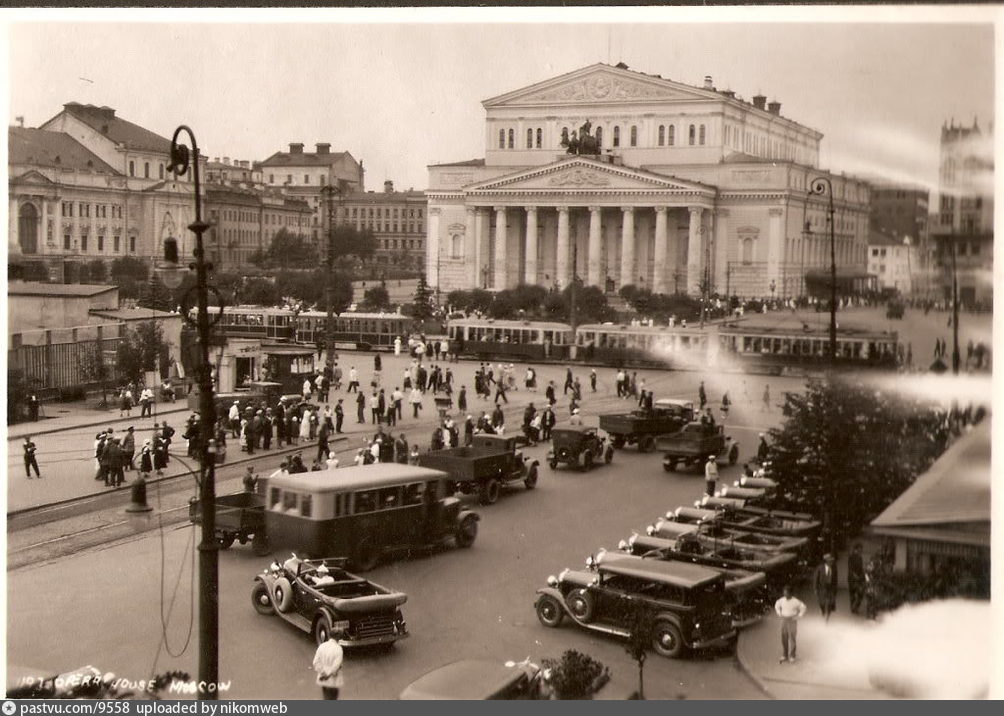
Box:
[354, 490, 376, 514]
[379, 486, 402, 509]
[282, 491, 299, 514]
[270, 487, 281, 510]
[301, 494, 313, 518]
[403, 482, 425, 506]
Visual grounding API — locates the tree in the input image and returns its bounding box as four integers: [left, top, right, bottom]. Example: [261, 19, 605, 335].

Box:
[257, 229, 318, 269]
[540, 650, 610, 700]
[410, 274, 435, 321]
[79, 341, 111, 407]
[87, 259, 108, 283]
[138, 277, 176, 313]
[624, 608, 654, 700]
[328, 225, 376, 261]
[111, 256, 149, 283]
[361, 285, 390, 311]
[116, 321, 170, 386]
[764, 377, 952, 549]
[241, 277, 281, 306]
[10, 261, 50, 282]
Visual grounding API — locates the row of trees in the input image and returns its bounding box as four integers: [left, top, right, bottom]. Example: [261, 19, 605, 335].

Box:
[446, 281, 617, 324]
[248, 227, 377, 270]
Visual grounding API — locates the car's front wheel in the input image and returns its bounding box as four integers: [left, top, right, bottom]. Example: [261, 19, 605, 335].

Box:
[455, 514, 478, 548]
[581, 449, 594, 471]
[524, 464, 539, 489]
[651, 619, 684, 658]
[536, 595, 564, 628]
[251, 582, 275, 616]
[313, 611, 334, 646]
[480, 477, 501, 505]
[567, 588, 596, 622]
[549, 460, 558, 470]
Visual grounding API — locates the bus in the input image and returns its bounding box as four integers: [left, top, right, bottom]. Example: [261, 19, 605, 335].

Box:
[264, 463, 480, 571]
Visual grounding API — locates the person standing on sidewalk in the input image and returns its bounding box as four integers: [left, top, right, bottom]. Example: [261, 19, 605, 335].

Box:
[312, 631, 345, 700]
[23, 436, 41, 478]
[774, 584, 807, 663]
[848, 544, 866, 615]
[334, 399, 345, 434]
[813, 553, 839, 622]
[704, 455, 718, 496]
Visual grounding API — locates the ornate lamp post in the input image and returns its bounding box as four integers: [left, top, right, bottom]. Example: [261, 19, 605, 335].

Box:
[808, 177, 838, 365]
[157, 126, 223, 700]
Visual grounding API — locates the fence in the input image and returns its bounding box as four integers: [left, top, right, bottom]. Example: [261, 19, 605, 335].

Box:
[8, 322, 123, 396]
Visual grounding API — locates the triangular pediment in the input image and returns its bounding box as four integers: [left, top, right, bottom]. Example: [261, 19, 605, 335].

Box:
[12, 170, 58, 186]
[465, 158, 713, 195]
[483, 63, 719, 108]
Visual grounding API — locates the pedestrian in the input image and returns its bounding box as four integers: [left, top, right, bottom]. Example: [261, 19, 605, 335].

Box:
[494, 378, 509, 404]
[312, 631, 345, 700]
[153, 434, 168, 477]
[848, 544, 866, 615]
[563, 367, 574, 395]
[333, 399, 344, 434]
[392, 386, 404, 422]
[721, 392, 731, 419]
[408, 444, 420, 465]
[774, 584, 807, 664]
[757, 433, 770, 464]
[704, 454, 718, 496]
[140, 385, 154, 418]
[615, 369, 626, 398]
[491, 404, 505, 433]
[590, 369, 597, 393]
[762, 384, 771, 412]
[347, 367, 359, 393]
[302, 376, 314, 402]
[545, 380, 556, 406]
[139, 439, 153, 477]
[409, 387, 423, 418]
[464, 414, 475, 446]
[122, 426, 136, 471]
[105, 437, 125, 487]
[568, 408, 583, 426]
[394, 335, 402, 356]
[23, 436, 41, 478]
[541, 405, 555, 441]
[395, 433, 409, 464]
[287, 412, 299, 445]
[317, 424, 330, 464]
[243, 465, 259, 493]
[457, 385, 467, 413]
[698, 380, 707, 410]
[573, 377, 582, 401]
[356, 391, 366, 424]
[813, 553, 839, 621]
[119, 387, 133, 418]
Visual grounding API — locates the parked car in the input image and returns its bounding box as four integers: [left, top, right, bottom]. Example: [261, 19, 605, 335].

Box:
[252, 554, 408, 647]
[417, 434, 539, 505]
[399, 658, 546, 700]
[189, 491, 270, 555]
[599, 398, 695, 452]
[658, 422, 739, 472]
[627, 532, 796, 583]
[534, 553, 736, 658]
[547, 426, 614, 471]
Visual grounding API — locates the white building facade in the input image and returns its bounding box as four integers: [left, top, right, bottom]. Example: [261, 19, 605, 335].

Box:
[427, 63, 871, 299]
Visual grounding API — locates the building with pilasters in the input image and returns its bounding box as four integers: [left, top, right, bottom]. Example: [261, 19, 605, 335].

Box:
[426, 63, 871, 298]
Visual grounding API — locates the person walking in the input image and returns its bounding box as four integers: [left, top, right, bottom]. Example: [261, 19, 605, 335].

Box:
[153, 433, 168, 477]
[464, 414, 475, 446]
[23, 436, 41, 478]
[312, 631, 345, 700]
[317, 423, 330, 464]
[395, 433, 409, 464]
[721, 392, 731, 420]
[813, 553, 839, 622]
[774, 585, 807, 663]
[347, 367, 359, 393]
[261, 411, 273, 450]
[334, 399, 345, 434]
[762, 383, 771, 412]
[355, 391, 366, 424]
[704, 454, 718, 496]
[457, 385, 467, 414]
[590, 369, 597, 393]
[140, 386, 154, 418]
[541, 405, 555, 441]
[494, 378, 509, 404]
[848, 544, 866, 615]
[563, 367, 574, 395]
[139, 439, 153, 477]
[409, 386, 423, 418]
[122, 427, 136, 471]
[228, 401, 241, 438]
[698, 381, 707, 411]
[392, 387, 404, 422]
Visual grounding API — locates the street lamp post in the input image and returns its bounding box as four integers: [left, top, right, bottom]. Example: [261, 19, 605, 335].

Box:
[162, 126, 221, 700]
[698, 225, 708, 329]
[322, 183, 339, 375]
[808, 177, 838, 365]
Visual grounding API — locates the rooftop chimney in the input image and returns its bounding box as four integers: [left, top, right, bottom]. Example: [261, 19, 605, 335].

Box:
[213, 157, 220, 163]
[767, 100, 781, 115]
[316, 143, 331, 155]
[384, 180, 394, 193]
[721, 90, 736, 99]
[289, 143, 304, 154]
[704, 75, 714, 90]
[223, 156, 230, 165]
[752, 94, 767, 110]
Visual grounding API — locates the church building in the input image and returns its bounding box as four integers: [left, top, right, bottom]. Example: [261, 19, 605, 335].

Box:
[426, 63, 872, 299]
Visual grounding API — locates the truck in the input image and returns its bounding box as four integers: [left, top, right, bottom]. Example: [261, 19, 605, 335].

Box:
[599, 398, 695, 452]
[417, 434, 539, 505]
[189, 491, 270, 555]
[657, 422, 739, 472]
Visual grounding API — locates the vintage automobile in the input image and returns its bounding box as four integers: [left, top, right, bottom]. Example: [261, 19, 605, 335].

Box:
[736, 475, 777, 490]
[628, 531, 796, 580]
[658, 422, 739, 472]
[189, 491, 270, 555]
[696, 495, 820, 529]
[417, 434, 539, 505]
[648, 514, 805, 554]
[399, 658, 547, 700]
[252, 554, 409, 647]
[599, 398, 695, 452]
[547, 426, 614, 471]
[589, 549, 768, 629]
[715, 511, 822, 539]
[534, 552, 736, 658]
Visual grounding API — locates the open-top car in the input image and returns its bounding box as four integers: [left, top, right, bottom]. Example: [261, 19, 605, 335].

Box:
[252, 554, 408, 648]
[654, 514, 808, 553]
[628, 531, 796, 580]
[547, 426, 614, 471]
[534, 552, 735, 658]
[599, 398, 695, 452]
[696, 495, 820, 531]
[399, 658, 547, 700]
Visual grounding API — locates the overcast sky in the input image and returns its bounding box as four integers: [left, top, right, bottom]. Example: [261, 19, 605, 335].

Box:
[3, 8, 996, 196]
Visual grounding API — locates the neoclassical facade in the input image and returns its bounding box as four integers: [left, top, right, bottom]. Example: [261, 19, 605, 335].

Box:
[427, 63, 871, 298]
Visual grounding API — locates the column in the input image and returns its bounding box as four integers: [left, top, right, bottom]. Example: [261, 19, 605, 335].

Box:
[493, 206, 508, 289]
[767, 207, 784, 293]
[427, 207, 441, 289]
[620, 206, 636, 289]
[524, 206, 538, 285]
[715, 209, 730, 293]
[687, 206, 704, 297]
[474, 208, 487, 289]
[464, 206, 477, 279]
[587, 206, 602, 286]
[652, 206, 669, 294]
[556, 206, 570, 288]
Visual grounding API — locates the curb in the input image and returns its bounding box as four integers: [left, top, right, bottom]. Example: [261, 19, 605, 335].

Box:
[7, 406, 191, 441]
[734, 626, 778, 700]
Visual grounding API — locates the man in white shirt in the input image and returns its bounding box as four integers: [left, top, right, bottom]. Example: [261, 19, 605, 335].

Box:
[704, 455, 719, 496]
[312, 631, 345, 699]
[774, 584, 807, 664]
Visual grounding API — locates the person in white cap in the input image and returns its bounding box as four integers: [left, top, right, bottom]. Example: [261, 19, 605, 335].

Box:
[704, 454, 719, 496]
[569, 408, 583, 426]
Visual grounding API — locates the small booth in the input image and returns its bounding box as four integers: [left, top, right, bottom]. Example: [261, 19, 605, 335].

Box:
[259, 344, 318, 394]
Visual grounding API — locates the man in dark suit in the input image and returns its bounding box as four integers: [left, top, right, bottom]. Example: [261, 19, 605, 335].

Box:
[813, 553, 839, 621]
[847, 544, 866, 615]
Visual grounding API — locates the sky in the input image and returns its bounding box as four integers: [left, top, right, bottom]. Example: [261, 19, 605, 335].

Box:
[2, 7, 997, 196]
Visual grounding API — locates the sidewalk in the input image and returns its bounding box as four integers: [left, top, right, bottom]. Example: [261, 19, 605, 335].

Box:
[7, 400, 190, 441]
[737, 585, 891, 700]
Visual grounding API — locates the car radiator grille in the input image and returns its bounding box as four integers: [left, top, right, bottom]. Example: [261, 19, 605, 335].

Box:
[351, 614, 396, 639]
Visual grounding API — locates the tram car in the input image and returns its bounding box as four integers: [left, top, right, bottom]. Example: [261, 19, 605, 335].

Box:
[574, 322, 712, 369]
[716, 323, 900, 372]
[447, 318, 574, 362]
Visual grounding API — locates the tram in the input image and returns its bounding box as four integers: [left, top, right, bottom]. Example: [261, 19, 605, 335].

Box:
[717, 323, 900, 371]
[447, 318, 574, 361]
[574, 323, 711, 368]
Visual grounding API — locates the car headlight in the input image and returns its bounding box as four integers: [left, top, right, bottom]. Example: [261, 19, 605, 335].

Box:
[646, 524, 656, 536]
[547, 575, 558, 587]
[585, 556, 595, 569]
[617, 539, 628, 551]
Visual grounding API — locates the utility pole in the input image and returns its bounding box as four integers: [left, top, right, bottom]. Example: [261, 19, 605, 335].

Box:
[951, 237, 960, 374]
[323, 182, 339, 376]
[569, 240, 579, 339]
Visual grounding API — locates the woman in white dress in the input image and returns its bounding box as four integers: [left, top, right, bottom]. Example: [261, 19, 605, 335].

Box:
[394, 336, 402, 356]
[299, 408, 312, 441]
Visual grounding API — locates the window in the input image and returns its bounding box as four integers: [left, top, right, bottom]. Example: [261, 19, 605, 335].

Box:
[689, 125, 696, 145]
[81, 234, 89, 251]
[403, 482, 425, 506]
[527, 128, 533, 149]
[159, 164, 164, 179]
[595, 126, 603, 146]
[286, 174, 292, 184]
[353, 490, 376, 514]
[699, 125, 706, 145]
[300, 494, 312, 518]
[97, 236, 104, 251]
[269, 174, 274, 184]
[630, 125, 638, 147]
[508, 129, 514, 149]
[129, 161, 135, 176]
[304, 174, 310, 184]
[113, 236, 120, 252]
[742, 237, 753, 265]
[658, 125, 665, 145]
[536, 128, 542, 148]
[64, 234, 71, 250]
[612, 126, 620, 147]
[144, 162, 150, 178]
[129, 236, 136, 252]
[871, 248, 879, 257]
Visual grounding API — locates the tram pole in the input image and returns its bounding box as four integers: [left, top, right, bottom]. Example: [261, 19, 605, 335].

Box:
[951, 237, 961, 375]
[323, 183, 339, 376]
[809, 176, 838, 365]
[569, 240, 579, 348]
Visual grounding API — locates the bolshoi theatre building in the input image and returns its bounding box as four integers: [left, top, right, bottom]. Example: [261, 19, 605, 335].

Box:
[426, 63, 872, 299]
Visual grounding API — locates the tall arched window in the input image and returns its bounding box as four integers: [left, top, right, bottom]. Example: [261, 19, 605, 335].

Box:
[508, 129, 514, 149]
[613, 126, 621, 147]
[742, 238, 754, 265]
[688, 125, 696, 145]
[630, 126, 638, 147]
[699, 125, 706, 145]
[499, 129, 505, 149]
[595, 126, 603, 146]
[527, 128, 533, 149]
[658, 125, 665, 145]
[536, 128, 542, 148]
[668, 126, 675, 145]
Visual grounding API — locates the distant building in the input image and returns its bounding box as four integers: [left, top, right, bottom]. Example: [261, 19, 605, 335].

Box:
[7, 281, 118, 333]
[335, 181, 427, 271]
[204, 184, 312, 270]
[205, 157, 263, 188]
[868, 182, 934, 297]
[931, 118, 993, 308]
[868, 229, 919, 296]
[257, 143, 365, 245]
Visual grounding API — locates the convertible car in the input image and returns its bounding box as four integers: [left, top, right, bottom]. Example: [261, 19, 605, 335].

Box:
[399, 658, 547, 700]
[252, 554, 408, 647]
